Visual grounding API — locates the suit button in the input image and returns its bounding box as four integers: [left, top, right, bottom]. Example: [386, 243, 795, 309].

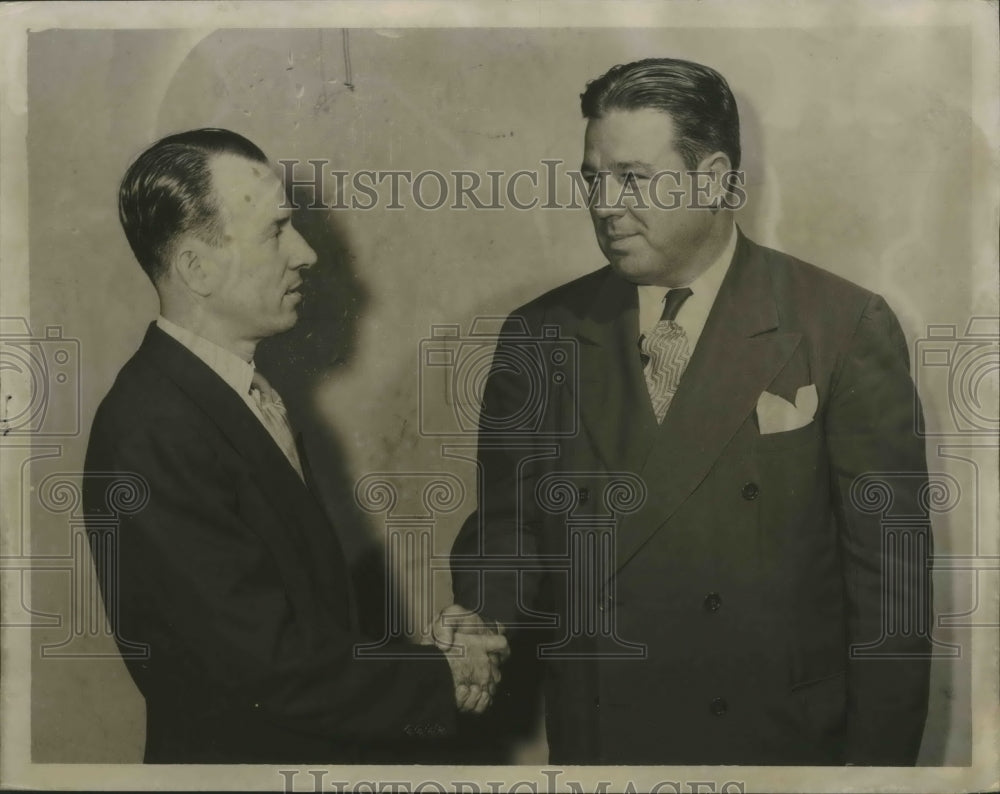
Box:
[710, 697, 728, 716]
[703, 592, 722, 612]
[578, 487, 590, 505]
[741, 482, 759, 501]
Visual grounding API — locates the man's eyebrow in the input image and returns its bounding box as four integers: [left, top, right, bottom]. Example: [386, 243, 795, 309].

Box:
[612, 160, 656, 172]
[579, 160, 656, 173]
[267, 215, 292, 233]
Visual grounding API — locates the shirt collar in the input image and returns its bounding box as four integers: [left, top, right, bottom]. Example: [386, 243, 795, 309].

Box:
[156, 316, 256, 397]
[681, 220, 738, 310]
[637, 222, 738, 329]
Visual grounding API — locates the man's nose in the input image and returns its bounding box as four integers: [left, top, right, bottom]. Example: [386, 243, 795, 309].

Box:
[288, 226, 318, 269]
[590, 175, 627, 219]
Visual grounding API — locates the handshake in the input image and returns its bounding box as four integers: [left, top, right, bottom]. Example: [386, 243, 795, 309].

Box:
[427, 604, 510, 714]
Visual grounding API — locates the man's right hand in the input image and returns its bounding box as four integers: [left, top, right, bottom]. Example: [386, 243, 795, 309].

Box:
[432, 605, 509, 713]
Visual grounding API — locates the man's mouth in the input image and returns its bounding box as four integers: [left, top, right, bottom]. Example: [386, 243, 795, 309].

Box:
[604, 224, 640, 241]
[606, 232, 639, 249]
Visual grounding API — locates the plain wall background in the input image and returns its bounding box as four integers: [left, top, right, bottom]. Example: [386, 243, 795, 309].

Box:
[24, 25, 991, 765]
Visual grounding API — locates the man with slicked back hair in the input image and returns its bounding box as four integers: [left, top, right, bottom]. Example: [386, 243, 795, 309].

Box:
[86, 128, 506, 763]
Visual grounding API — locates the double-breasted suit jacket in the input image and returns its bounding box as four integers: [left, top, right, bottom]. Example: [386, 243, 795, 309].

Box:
[452, 230, 931, 765]
[84, 325, 456, 763]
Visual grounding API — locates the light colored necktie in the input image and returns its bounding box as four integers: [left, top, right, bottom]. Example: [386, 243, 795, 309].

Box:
[639, 287, 693, 423]
[249, 370, 305, 480]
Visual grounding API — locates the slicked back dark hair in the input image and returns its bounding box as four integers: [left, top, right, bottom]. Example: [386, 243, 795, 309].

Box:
[580, 58, 741, 171]
[118, 128, 269, 283]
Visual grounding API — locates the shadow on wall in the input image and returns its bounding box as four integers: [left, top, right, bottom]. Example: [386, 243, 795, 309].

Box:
[255, 208, 391, 638]
[731, 91, 770, 242]
[256, 206, 546, 764]
[254, 204, 387, 631]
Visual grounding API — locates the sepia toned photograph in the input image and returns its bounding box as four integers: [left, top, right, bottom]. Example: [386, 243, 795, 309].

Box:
[0, 1, 997, 792]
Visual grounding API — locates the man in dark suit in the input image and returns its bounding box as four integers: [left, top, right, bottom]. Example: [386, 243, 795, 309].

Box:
[449, 58, 931, 765]
[84, 128, 505, 763]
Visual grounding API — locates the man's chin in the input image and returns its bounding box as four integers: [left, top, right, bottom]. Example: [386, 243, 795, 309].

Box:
[270, 312, 300, 336]
[608, 255, 659, 285]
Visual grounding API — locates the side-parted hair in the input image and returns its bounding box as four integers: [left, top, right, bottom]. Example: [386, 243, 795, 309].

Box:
[118, 128, 268, 284]
[580, 58, 741, 171]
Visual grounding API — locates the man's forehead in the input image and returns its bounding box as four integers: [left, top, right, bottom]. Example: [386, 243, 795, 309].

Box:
[583, 108, 679, 162]
[210, 153, 285, 209]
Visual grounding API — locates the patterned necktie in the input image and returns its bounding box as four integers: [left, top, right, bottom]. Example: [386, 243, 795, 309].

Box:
[249, 370, 305, 480]
[639, 287, 693, 423]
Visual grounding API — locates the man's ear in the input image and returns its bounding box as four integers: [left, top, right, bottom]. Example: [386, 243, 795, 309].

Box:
[697, 151, 733, 209]
[168, 236, 218, 297]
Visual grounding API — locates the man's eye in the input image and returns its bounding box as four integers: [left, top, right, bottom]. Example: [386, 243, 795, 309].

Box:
[623, 172, 646, 187]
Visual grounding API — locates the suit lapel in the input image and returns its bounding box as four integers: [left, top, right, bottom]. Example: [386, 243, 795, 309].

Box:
[613, 233, 802, 572]
[573, 270, 660, 473]
[296, 431, 360, 631]
[138, 326, 351, 610]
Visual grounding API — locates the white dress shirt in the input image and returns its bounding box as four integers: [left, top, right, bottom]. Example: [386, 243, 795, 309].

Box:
[156, 316, 275, 434]
[637, 223, 738, 360]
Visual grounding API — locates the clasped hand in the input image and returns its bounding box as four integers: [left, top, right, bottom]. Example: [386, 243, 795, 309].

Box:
[430, 604, 509, 713]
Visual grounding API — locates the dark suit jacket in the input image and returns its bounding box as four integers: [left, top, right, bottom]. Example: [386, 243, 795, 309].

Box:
[84, 325, 455, 763]
[452, 230, 932, 765]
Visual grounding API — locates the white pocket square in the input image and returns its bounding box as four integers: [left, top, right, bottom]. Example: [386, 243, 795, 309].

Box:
[756, 384, 818, 435]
